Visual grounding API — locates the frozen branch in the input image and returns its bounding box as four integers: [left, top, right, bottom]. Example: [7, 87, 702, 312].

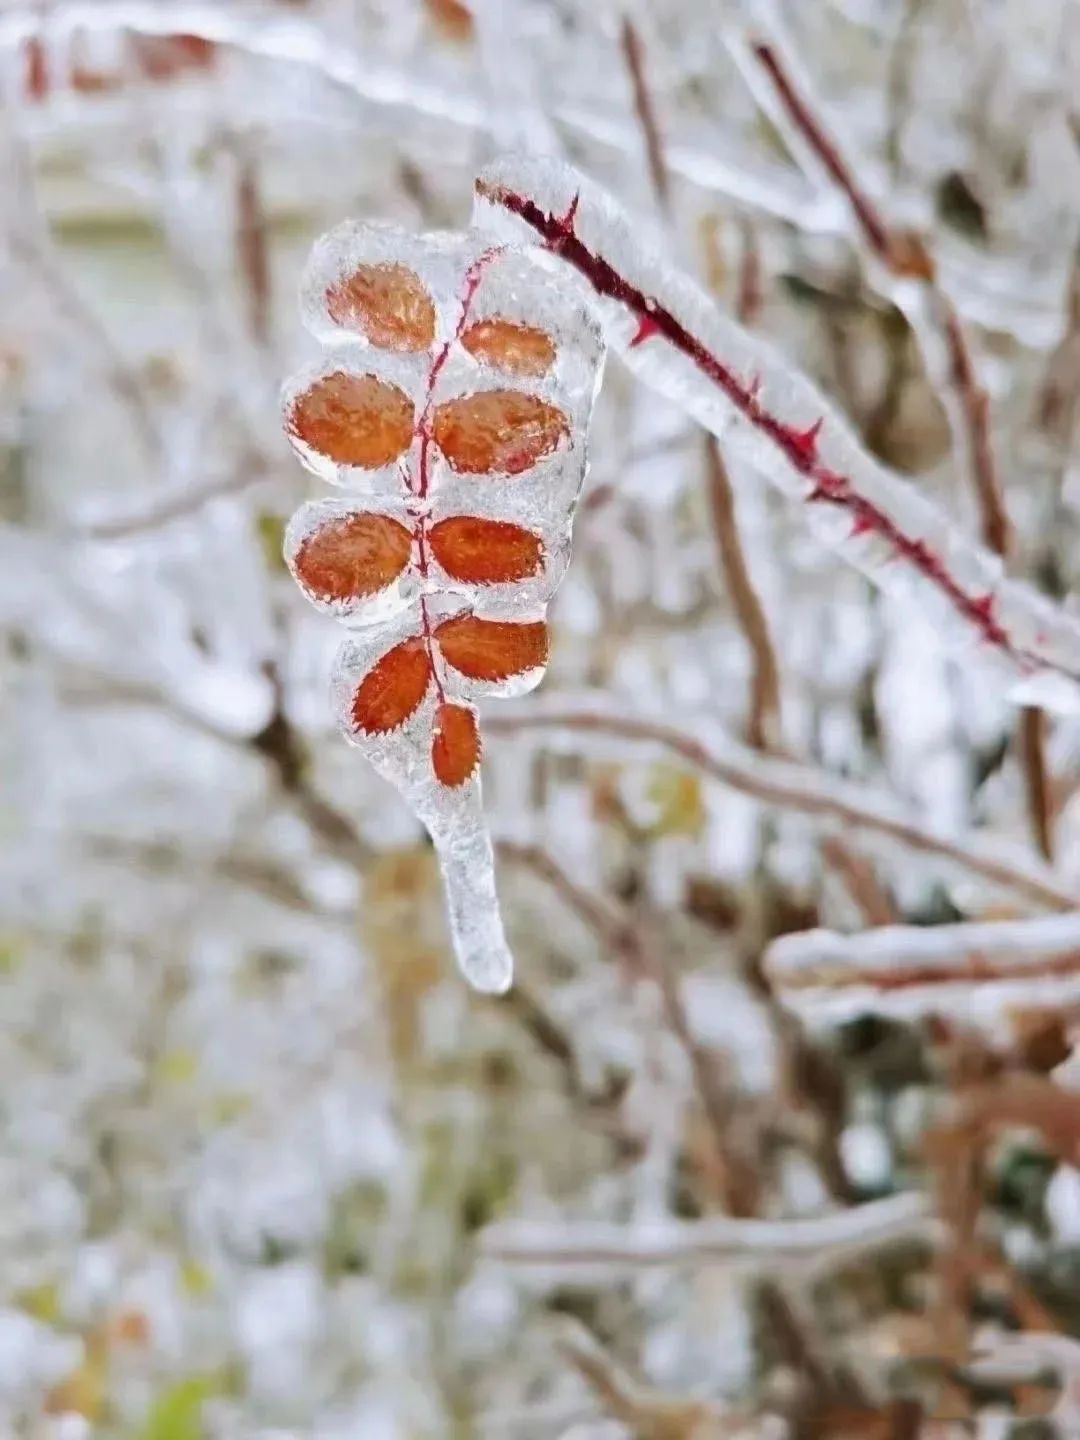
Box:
[480, 1190, 934, 1270]
[738, 20, 1060, 858]
[485, 695, 1076, 911]
[765, 914, 1080, 1030]
[474, 156, 1080, 710]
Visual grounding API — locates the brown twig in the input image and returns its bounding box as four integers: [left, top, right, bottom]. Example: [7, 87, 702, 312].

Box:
[235, 147, 271, 347]
[1020, 705, 1055, 860]
[704, 437, 782, 752]
[556, 1319, 747, 1438]
[819, 835, 897, 926]
[735, 217, 763, 328]
[619, 14, 670, 214]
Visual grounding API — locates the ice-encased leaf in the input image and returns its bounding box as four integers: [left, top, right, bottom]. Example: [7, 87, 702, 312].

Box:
[432, 701, 481, 787]
[325, 262, 437, 352]
[432, 390, 569, 475]
[286, 371, 415, 469]
[291, 510, 413, 604]
[350, 636, 432, 733]
[435, 614, 549, 681]
[460, 317, 556, 376]
[428, 516, 543, 584]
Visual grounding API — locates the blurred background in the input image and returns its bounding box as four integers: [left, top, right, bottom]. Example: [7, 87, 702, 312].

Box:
[4, 1, 1080, 1436]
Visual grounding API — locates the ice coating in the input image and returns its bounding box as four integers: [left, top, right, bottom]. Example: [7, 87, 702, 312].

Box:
[473, 154, 1080, 712]
[764, 915, 1080, 1038]
[284, 218, 604, 992]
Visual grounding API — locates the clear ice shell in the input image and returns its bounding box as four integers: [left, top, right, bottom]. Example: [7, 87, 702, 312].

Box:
[284, 217, 605, 992]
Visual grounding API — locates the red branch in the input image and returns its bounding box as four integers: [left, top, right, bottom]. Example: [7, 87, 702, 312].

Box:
[409, 247, 500, 701]
[745, 38, 1013, 562]
[475, 180, 1041, 673]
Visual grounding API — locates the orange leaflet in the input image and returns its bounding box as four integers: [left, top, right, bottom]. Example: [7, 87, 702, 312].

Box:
[288, 372, 414, 468]
[294, 512, 412, 602]
[425, 0, 474, 41]
[326, 264, 437, 352]
[461, 318, 556, 376]
[431, 702, 481, 786]
[432, 390, 568, 475]
[428, 515, 543, 584]
[435, 615, 549, 680]
[351, 638, 433, 733]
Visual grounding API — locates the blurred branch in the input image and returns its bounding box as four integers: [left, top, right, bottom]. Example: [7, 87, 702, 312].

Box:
[704, 437, 782, 752]
[556, 1318, 751, 1439]
[488, 699, 1076, 910]
[500, 841, 759, 1210]
[741, 22, 1064, 864]
[620, 14, 670, 214]
[77, 449, 274, 540]
[9, 233, 162, 463]
[766, 913, 1080, 1032]
[480, 1190, 934, 1269]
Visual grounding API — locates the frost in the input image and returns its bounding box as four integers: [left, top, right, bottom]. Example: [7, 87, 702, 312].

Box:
[284, 220, 604, 991]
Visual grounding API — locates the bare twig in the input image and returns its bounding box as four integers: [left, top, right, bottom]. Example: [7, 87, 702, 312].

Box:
[735, 217, 763, 328]
[556, 1319, 748, 1439]
[235, 146, 271, 347]
[819, 835, 897, 926]
[1020, 705, 1055, 861]
[704, 437, 782, 752]
[620, 14, 670, 214]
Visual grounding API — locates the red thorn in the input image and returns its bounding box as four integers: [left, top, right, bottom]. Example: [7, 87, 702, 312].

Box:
[850, 512, 876, 538]
[630, 312, 660, 348]
[745, 373, 763, 409]
[969, 593, 997, 626]
[545, 192, 581, 254]
[787, 417, 823, 467]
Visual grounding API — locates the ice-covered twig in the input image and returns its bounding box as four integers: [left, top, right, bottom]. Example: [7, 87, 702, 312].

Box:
[474, 155, 1080, 711]
[480, 1190, 933, 1269]
[78, 449, 273, 540]
[738, 20, 1067, 858]
[485, 695, 1076, 910]
[765, 914, 1080, 1031]
[969, 1331, 1080, 1432]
